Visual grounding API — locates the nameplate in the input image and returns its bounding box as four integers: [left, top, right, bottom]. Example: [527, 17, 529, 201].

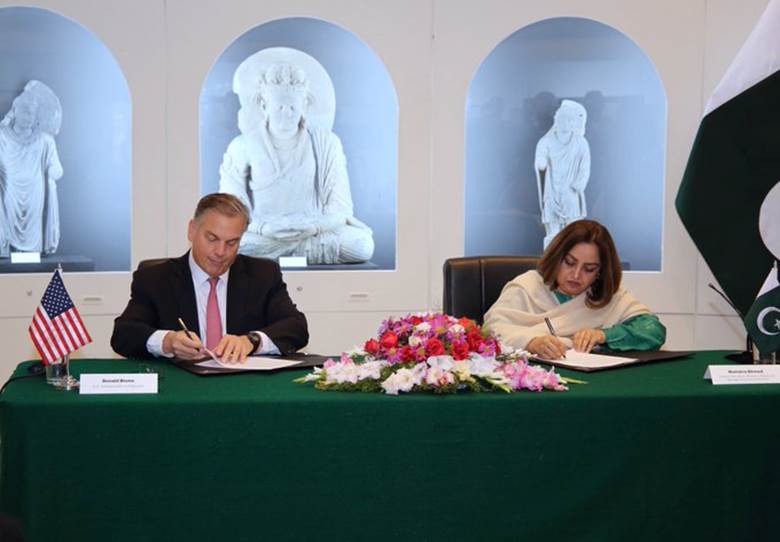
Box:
[79, 374, 158, 394]
[279, 256, 307, 268]
[704, 365, 780, 385]
[11, 252, 41, 264]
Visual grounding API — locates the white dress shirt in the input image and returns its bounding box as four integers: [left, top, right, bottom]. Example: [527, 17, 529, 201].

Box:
[145, 253, 280, 357]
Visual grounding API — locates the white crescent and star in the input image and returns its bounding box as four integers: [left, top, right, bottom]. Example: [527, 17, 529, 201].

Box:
[758, 181, 780, 259]
[757, 306, 780, 335]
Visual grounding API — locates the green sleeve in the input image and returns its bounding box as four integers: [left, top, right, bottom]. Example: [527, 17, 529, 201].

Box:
[603, 314, 666, 351]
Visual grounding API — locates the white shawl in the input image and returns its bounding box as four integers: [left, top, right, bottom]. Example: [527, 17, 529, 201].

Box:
[483, 270, 651, 350]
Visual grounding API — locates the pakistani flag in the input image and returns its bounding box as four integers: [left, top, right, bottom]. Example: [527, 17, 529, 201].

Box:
[676, 0, 780, 315]
[745, 264, 780, 354]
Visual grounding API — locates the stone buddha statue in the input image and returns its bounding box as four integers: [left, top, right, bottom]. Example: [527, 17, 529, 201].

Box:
[535, 99, 591, 248]
[0, 80, 63, 257]
[219, 49, 374, 264]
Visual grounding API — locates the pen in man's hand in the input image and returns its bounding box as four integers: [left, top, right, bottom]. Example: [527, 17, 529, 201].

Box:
[177, 317, 195, 341]
[544, 317, 556, 336]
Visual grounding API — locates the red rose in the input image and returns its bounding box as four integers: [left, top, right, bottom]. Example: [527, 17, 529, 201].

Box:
[409, 316, 423, 326]
[466, 330, 484, 351]
[380, 331, 399, 350]
[451, 340, 470, 360]
[400, 346, 416, 362]
[364, 338, 380, 355]
[425, 338, 446, 357]
[458, 317, 477, 331]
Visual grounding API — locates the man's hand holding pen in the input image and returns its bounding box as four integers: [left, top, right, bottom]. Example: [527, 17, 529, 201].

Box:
[162, 317, 209, 361]
[162, 329, 206, 360]
[169, 317, 257, 364]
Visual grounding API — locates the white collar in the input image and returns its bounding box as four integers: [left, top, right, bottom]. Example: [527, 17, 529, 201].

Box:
[188, 251, 229, 286]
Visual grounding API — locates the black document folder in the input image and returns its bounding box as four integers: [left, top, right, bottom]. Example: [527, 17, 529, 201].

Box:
[532, 349, 694, 373]
[174, 353, 332, 376]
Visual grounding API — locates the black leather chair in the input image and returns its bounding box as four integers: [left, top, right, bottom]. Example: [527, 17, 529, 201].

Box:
[137, 258, 170, 270]
[443, 256, 539, 324]
[0, 515, 25, 542]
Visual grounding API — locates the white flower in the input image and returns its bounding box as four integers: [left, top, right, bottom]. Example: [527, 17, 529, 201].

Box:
[414, 322, 431, 333]
[299, 372, 321, 382]
[425, 366, 455, 387]
[394, 368, 417, 392]
[449, 323, 465, 335]
[427, 355, 454, 371]
[452, 359, 471, 379]
[410, 364, 427, 385]
[325, 363, 361, 384]
[468, 355, 501, 377]
[425, 367, 444, 386]
[408, 335, 423, 347]
[381, 375, 401, 395]
[381, 368, 417, 395]
[357, 361, 387, 380]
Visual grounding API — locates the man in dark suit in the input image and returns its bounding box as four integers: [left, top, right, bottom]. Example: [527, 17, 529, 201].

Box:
[111, 193, 308, 362]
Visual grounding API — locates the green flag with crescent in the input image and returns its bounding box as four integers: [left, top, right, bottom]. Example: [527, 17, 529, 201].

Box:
[745, 264, 780, 355]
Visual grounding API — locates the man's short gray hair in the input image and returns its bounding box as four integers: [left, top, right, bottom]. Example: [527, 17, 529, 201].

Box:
[193, 193, 250, 230]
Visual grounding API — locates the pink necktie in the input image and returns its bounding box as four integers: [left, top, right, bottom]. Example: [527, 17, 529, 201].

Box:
[206, 277, 222, 350]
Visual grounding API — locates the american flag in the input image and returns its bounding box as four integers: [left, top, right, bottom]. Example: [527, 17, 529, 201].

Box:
[28, 270, 92, 365]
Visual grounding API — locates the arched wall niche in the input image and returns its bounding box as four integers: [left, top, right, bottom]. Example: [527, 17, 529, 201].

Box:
[465, 16, 667, 271]
[200, 16, 398, 270]
[0, 5, 131, 272]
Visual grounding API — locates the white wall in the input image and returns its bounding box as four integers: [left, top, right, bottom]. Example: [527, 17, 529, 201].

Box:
[0, 0, 768, 382]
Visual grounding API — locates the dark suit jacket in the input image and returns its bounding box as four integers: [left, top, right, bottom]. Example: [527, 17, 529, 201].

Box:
[111, 253, 308, 359]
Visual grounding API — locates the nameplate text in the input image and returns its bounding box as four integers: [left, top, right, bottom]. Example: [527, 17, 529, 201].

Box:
[79, 374, 158, 394]
[704, 365, 780, 385]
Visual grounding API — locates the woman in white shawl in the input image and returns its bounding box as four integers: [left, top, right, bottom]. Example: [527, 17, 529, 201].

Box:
[484, 220, 665, 359]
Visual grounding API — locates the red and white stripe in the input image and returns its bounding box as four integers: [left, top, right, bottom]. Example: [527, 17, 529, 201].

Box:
[28, 307, 92, 365]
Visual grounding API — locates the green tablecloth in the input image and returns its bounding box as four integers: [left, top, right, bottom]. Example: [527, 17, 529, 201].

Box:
[1, 353, 778, 542]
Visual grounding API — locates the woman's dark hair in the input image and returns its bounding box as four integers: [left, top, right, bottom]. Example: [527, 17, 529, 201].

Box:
[537, 219, 621, 308]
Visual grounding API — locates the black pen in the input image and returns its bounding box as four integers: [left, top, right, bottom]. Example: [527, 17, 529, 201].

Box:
[544, 317, 556, 336]
[177, 317, 195, 341]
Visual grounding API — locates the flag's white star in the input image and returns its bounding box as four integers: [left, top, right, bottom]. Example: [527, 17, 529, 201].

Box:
[775, 318, 780, 331]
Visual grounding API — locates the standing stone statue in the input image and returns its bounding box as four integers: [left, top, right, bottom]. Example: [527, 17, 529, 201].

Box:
[219, 47, 374, 264]
[0, 80, 63, 257]
[534, 99, 590, 248]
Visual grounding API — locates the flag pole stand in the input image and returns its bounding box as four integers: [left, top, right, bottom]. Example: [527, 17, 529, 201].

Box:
[47, 354, 79, 391]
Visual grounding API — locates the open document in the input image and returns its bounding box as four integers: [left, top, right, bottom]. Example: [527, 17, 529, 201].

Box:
[195, 355, 301, 371]
[533, 349, 693, 372]
[535, 350, 638, 371]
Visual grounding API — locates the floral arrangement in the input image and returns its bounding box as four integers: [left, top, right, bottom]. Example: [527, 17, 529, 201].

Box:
[295, 313, 572, 395]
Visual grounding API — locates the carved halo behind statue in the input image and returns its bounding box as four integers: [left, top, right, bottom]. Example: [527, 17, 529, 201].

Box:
[219, 47, 375, 265]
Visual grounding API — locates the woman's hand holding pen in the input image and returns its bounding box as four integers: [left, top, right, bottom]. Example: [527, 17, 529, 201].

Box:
[572, 329, 606, 353]
[529, 316, 567, 359]
[527, 335, 568, 360]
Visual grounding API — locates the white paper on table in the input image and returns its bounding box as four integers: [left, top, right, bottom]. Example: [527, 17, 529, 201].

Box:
[536, 349, 638, 370]
[195, 356, 301, 371]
